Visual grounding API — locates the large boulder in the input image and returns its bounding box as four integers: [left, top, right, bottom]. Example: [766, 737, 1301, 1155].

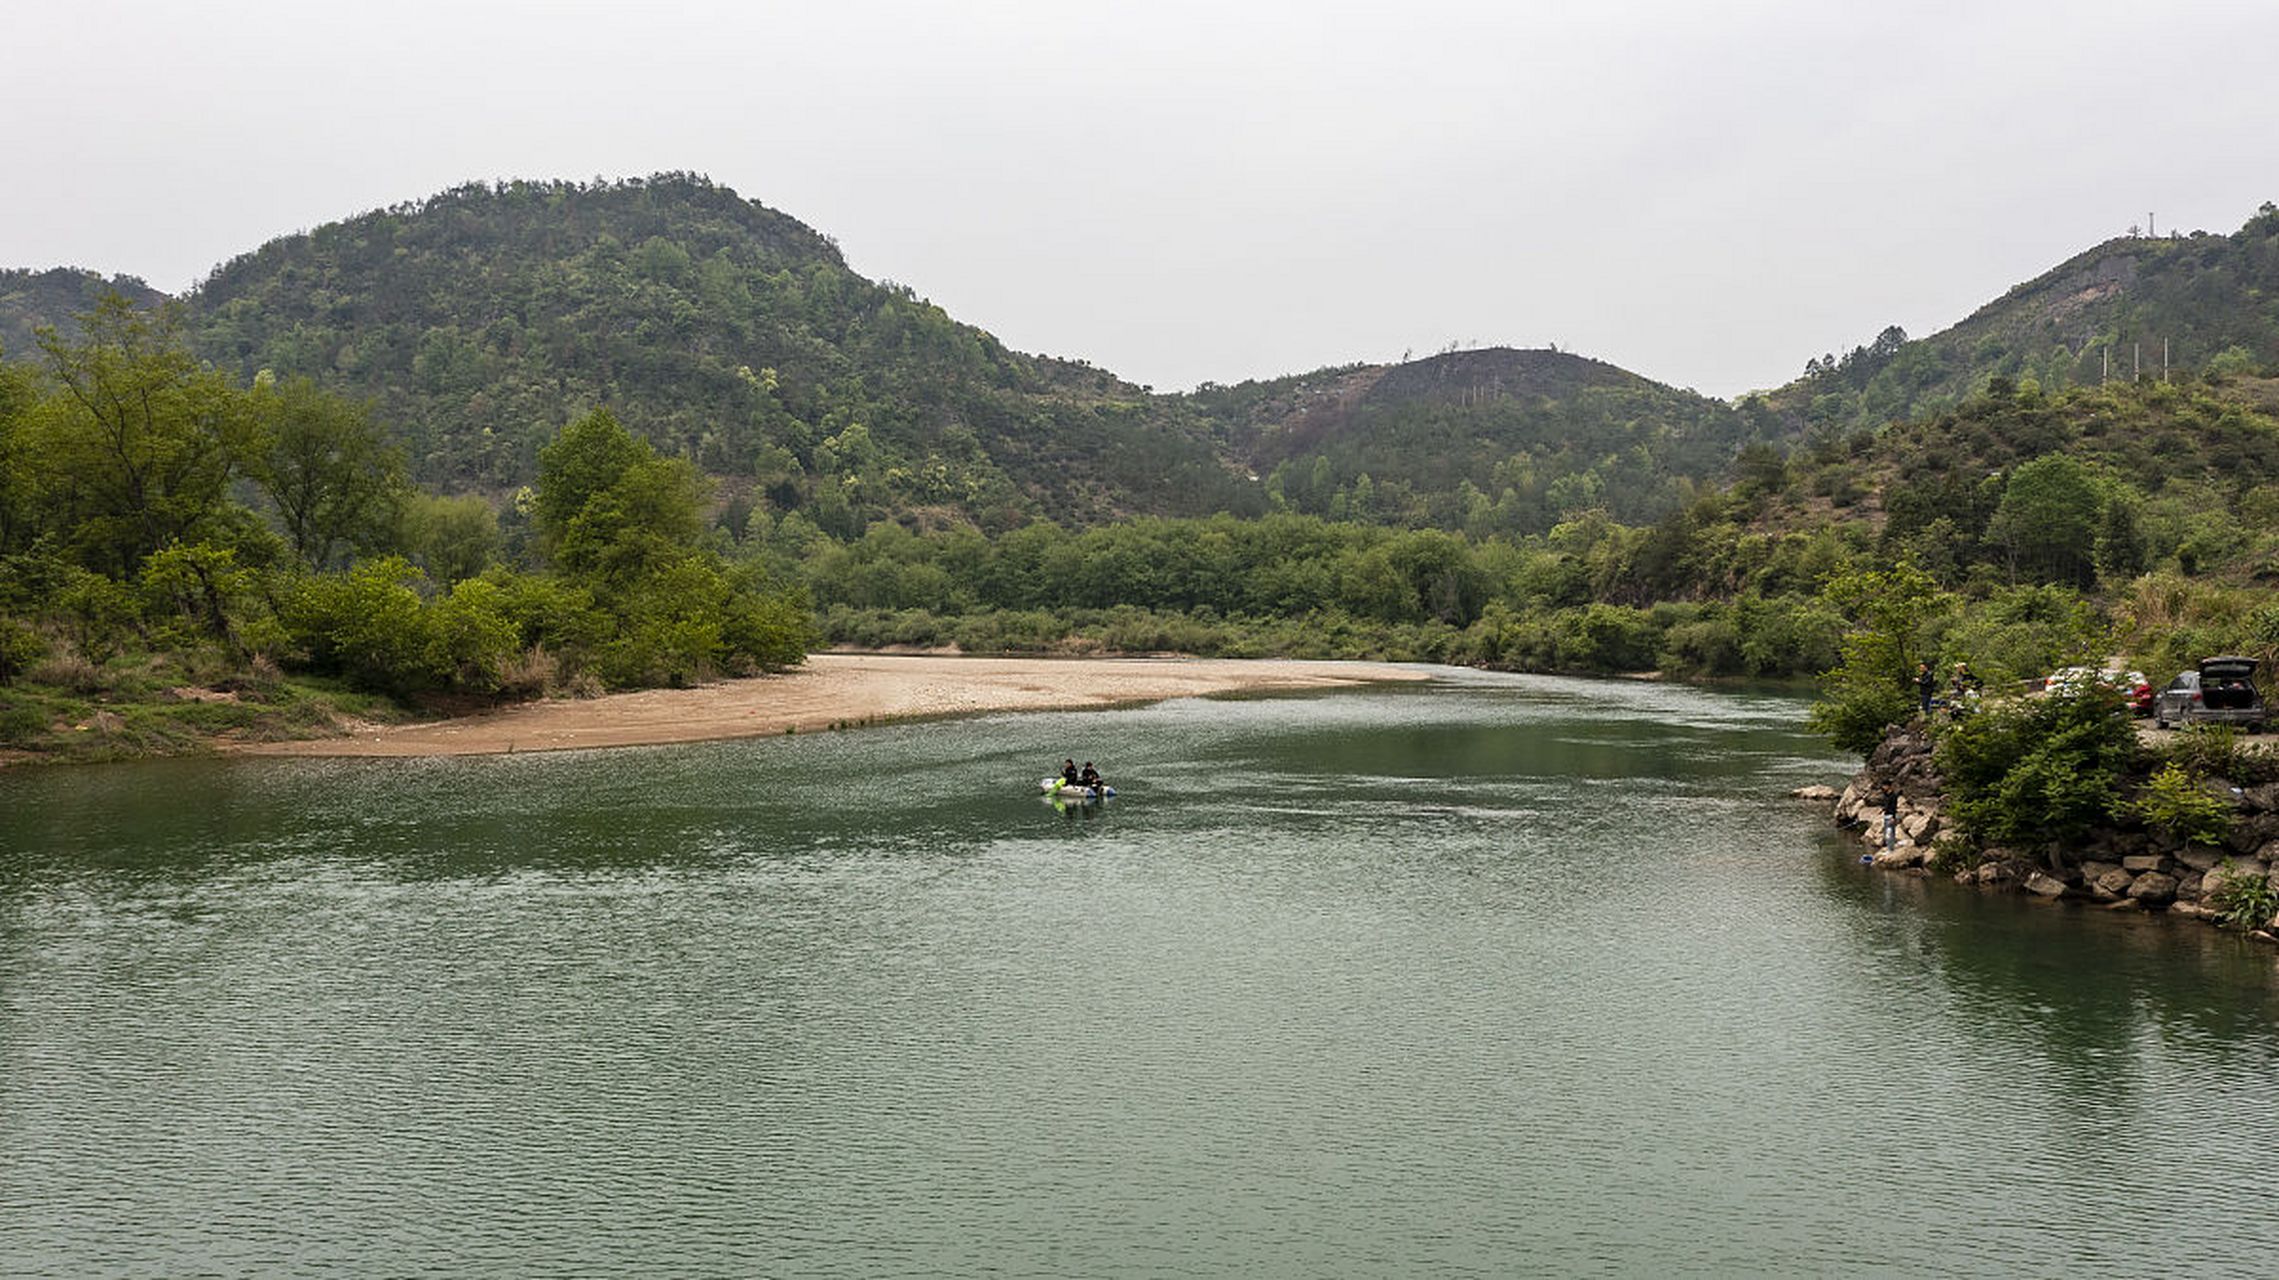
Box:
[2202, 778, 2251, 810]
[1867, 728, 1943, 798]
[2225, 813, 2279, 854]
[2121, 854, 2172, 874]
[2092, 868, 2137, 900]
[2024, 871, 2070, 898]
[2242, 782, 2279, 812]
[1793, 784, 1839, 802]
[2176, 846, 2228, 873]
[2128, 871, 2180, 906]
[2197, 862, 2237, 900]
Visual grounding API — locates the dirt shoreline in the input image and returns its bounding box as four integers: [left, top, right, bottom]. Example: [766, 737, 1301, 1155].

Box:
[226, 653, 1435, 759]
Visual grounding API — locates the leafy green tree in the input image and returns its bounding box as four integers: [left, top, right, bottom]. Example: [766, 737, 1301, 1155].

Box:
[0, 358, 39, 554]
[535, 408, 707, 582]
[249, 375, 408, 569]
[533, 408, 654, 543]
[30, 296, 258, 574]
[1807, 562, 1955, 754]
[425, 577, 520, 691]
[2092, 486, 2148, 581]
[399, 492, 503, 584]
[1987, 455, 2103, 587]
[140, 541, 259, 655]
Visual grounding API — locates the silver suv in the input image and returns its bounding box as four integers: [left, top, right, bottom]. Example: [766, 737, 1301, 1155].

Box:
[2151, 656, 2266, 730]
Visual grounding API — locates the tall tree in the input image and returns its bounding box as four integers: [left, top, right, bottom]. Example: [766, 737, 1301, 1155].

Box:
[0, 357, 38, 555]
[534, 408, 708, 583]
[31, 295, 256, 574]
[1988, 455, 2102, 588]
[249, 375, 408, 570]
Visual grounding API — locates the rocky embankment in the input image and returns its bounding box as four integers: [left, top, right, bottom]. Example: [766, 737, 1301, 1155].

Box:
[1800, 727, 2279, 938]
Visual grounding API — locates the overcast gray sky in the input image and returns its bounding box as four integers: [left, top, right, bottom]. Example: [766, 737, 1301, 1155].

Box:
[8, 0, 2276, 396]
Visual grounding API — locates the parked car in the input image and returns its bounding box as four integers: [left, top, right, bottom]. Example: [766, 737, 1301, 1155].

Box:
[2041, 665, 2152, 714]
[2151, 656, 2266, 730]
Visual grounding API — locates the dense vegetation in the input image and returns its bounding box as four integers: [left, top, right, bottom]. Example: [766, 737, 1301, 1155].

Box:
[0, 300, 811, 759]
[5, 175, 2279, 767]
[185, 175, 1258, 528]
[0, 267, 168, 365]
[4, 176, 1811, 542]
[1761, 201, 2279, 433]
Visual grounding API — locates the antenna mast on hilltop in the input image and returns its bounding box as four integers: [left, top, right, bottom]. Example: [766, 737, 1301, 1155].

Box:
[2150, 212, 2156, 238]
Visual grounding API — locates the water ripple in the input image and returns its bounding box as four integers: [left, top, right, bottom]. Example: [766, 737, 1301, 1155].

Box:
[4, 674, 2279, 1275]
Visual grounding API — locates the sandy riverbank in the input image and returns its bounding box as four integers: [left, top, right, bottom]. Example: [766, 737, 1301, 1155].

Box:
[228, 653, 1434, 759]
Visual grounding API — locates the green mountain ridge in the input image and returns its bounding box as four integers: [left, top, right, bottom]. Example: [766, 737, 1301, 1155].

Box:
[0, 175, 1789, 538]
[0, 267, 169, 361]
[1765, 203, 2279, 431]
[6, 178, 2275, 544]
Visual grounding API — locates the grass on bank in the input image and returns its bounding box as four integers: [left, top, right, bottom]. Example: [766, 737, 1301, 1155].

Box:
[0, 650, 409, 764]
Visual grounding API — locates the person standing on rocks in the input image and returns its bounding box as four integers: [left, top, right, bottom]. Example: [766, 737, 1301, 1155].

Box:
[1915, 661, 1938, 717]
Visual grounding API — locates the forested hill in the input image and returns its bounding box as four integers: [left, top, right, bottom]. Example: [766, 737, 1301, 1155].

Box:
[0, 173, 1782, 539]
[1763, 202, 2279, 433]
[178, 174, 1259, 532]
[1194, 346, 1767, 532]
[0, 268, 168, 360]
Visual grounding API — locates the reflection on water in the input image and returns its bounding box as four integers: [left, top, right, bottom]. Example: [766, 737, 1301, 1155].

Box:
[4, 670, 2278, 1276]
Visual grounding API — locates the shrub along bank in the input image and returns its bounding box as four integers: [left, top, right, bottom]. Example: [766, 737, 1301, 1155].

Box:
[1827, 695, 2279, 938]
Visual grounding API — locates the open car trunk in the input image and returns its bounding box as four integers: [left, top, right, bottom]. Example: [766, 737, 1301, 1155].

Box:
[2199, 657, 2261, 710]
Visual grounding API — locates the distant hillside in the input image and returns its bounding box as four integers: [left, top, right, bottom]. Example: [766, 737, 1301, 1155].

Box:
[1195, 346, 1771, 533]
[0, 175, 1778, 537]
[1764, 203, 2279, 432]
[0, 268, 168, 359]
[180, 174, 1259, 532]
[27, 174, 2100, 539]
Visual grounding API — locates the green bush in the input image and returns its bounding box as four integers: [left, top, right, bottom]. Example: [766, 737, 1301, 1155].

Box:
[0, 618, 45, 686]
[480, 569, 609, 663]
[0, 697, 48, 743]
[2155, 723, 2275, 784]
[426, 577, 520, 692]
[2206, 865, 2279, 929]
[1935, 684, 2137, 846]
[2130, 762, 2234, 846]
[279, 557, 442, 694]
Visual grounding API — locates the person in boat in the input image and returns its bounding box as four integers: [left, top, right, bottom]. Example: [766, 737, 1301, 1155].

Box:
[1079, 762, 1103, 792]
[1060, 759, 1081, 787]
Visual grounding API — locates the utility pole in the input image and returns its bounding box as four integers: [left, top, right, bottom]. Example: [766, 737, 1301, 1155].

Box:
[2134, 342, 2141, 380]
[2150, 211, 2157, 238]
[2164, 339, 2170, 380]
[2102, 347, 2110, 384]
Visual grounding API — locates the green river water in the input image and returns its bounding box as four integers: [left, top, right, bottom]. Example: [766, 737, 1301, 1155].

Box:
[4, 667, 2278, 1276]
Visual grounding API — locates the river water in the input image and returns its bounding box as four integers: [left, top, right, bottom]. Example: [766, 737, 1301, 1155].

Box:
[4, 669, 2278, 1276]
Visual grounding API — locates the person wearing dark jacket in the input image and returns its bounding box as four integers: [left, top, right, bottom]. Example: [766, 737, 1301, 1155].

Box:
[1915, 661, 1938, 715]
